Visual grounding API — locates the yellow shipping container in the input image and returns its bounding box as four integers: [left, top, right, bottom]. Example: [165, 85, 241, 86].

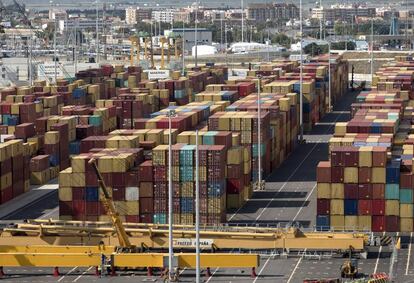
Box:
[331, 183, 344, 199]
[400, 204, 414, 218]
[345, 216, 358, 230]
[59, 187, 73, 201]
[357, 216, 372, 230]
[400, 218, 413, 232]
[59, 168, 72, 187]
[334, 122, 347, 136]
[125, 201, 139, 215]
[344, 167, 358, 183]
[372, 167, 386, 183]
[358, 146, 372, 167]
[227, 147, 243, 164]
[71, 172, 86, 187]
[98, 156, 113, 173]
[330, 215, 345, 229]
[330, 199, 344, 215]
[317, 183, 331, 199]
[385, 200, 399, 216]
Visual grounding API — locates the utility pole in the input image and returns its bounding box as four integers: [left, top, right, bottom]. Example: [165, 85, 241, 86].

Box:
[220, 11, 223, 52]
[299, 0, 303, 142]
[371, 16, 374, 83]
[96, 0, 99, 63]
[103, 3, 106, 61]
[319, 0, 323, 40]
[195, 130, 200, 283]
[241, 0, 244, 42]
[194, 2, 198, 67]
[52, 0, 57, 83]
[182, 21, 185, 76]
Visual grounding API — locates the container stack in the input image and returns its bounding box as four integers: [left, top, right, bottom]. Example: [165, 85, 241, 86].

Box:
[150, 144, 227, 224]
[58, 148, 143, 221]
[315, 55, 414, 232]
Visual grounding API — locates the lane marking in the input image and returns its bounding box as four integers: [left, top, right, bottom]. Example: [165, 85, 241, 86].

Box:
[39, 207, 59, 220]
[58, 266, 78, 282]
[292, 184, 317, 222]
[406, 232, 413, 275]
[252, 255, 271, 283]
[232, 102, 347, 222]
[72, 266, 92, 282]
[287, 257, 302, 283]
[373, 232, 385, 274]
[205, 267, 219, 283]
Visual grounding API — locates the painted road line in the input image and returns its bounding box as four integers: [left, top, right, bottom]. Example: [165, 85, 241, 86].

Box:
[286, 257, 302, 283]
[58, 266, 78, 282]
[39, 207, 59, 220]
[253, 106, 347, 222]
[292, 183, 317, 222]
[374, 232, 386, 274]
[205, 267, 219, 283]
[72, 266, 92, 282]
[406, 232, 413, 275]
[252, 255, 272, 283]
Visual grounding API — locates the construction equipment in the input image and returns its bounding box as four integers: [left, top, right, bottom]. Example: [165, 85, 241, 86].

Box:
[88, 158, 135, 252]
[340, 247, 358, 279]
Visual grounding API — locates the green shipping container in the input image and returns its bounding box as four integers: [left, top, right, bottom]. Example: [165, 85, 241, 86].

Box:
[400, 189, 413, 204]
[385, 184, 399, 200]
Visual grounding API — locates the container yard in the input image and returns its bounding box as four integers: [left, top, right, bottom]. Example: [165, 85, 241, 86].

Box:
[1, 54, 413, 283]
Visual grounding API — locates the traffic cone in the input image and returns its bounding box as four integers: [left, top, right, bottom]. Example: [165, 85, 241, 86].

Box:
[111, 266, 116, 277]
[251, 267, 257, 278]
[95, 266, 100, 276]
[53, 267, 60, 277]
[0, 266, 5, 277]
[205, 267, 212, 277]
[147, 267, 153, 277]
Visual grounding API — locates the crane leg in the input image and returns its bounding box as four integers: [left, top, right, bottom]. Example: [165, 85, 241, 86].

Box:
[110, 266, 116, 276]
[53, 267, 60, 277]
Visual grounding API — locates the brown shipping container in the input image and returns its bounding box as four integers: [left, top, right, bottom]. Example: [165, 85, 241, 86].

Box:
[316, 161, 331, 183]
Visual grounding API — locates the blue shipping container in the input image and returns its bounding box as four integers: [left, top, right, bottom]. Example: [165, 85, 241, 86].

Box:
[400, 189, 413, 204]
[344, 200, 358, 215]
[85, 187, 99, 202]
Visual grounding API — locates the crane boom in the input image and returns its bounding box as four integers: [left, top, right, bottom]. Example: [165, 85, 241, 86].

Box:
[88, 158, 132, 249]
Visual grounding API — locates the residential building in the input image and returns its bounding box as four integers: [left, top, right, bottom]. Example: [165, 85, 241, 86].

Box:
[311, 5, 376, 23]
[164, 28, 212, 52]
[125, 7, 152, 25]
[152, 10, 174, 24]
[247, 3, 299, 23]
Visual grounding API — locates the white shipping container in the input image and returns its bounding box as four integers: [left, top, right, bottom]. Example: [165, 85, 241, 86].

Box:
[125, 186, 139, 201]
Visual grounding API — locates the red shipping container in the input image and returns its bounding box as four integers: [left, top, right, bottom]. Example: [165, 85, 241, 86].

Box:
[72, 200, 86, 217]
[330, 147, 344, 166]
[372, 147, 387, 167]
[343, 147, 359, 167]
[227, 164, 242, 179]
[59, 201, 72, 215]
[86, 202, 99, 216]
[140, 214, 153, 223]
[358, 200, 372, 215]
[372, 184, 385, 199]
[358, 167, 371, 183]
[139, 197, 154, 214]
[173, 197, 180, 213]
[386, 216, 400, 232]
[400, 172, 413, 189]
[372, 200, 385, 215]
[1, 158, 11, 174]
[372, 216, 385, 232]
[72, 187, 85, 200]
[125, 215, 139, 223]
[344, 184, 358, 199]
[138, 161, 153, 182]
[0, 186, 13, 204]
[331, 167, 344, 183]
[316, 161, 331, 183]
[14, 123, 36, 139]
[317, 199, 330, 215]
[227, 179, 244, 193]
[112, 187, 125, 201]
[358, 184, 372, 199]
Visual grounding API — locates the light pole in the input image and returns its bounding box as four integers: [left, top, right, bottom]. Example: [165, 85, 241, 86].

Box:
[167, 109, 176, 281]
[195, 129, 200, 283]
[182, 21, 185, 76]
[299, 0, 304, 142]
[266, 19, 270, 62]
[328, 42, 331, 112]
[370, 16, 374, 83]
[257, 76, 263, 190]
[194, 2, 198, 67]
[241, 0, 244, 42]
[51, 0, 57, 83]
[95, 0, 99, 63]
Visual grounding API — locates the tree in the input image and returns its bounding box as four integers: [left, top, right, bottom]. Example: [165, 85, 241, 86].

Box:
[303, 43, 329, 56]
[271, 33, 291, 47]
[330, 41, 356, 50]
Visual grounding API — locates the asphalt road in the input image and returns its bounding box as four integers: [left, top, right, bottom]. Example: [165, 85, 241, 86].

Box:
[0, 90, 412, 282]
